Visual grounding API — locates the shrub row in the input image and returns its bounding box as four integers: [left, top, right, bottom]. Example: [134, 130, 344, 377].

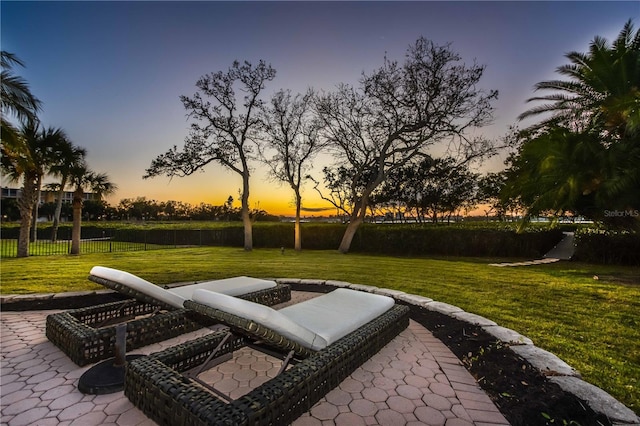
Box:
[349, 225, 563, 258]
[251, 223, 563, 258]
[573, 229, 640, 265]
[110, 227, 243, 247]
[7, 222, 637, 264]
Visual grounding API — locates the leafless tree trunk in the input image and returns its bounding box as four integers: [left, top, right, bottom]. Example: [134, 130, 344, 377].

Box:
[30, 175, 42, 243]
[240, 170, 252, 251]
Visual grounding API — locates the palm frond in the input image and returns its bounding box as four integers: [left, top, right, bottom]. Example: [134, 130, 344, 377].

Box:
[0, 52, 42, 124]
[0, 51, 25, 69]
[520, 20, 639, 136]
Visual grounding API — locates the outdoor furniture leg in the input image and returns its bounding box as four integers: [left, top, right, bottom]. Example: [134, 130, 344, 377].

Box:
[114, 323, 127, 367]
[276, 350, 295, 375]
[185, 331, 234, 378]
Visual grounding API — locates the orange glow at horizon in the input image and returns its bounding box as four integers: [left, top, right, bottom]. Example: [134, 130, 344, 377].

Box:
[105, 182, 493, 218]
[101, 155, 492, 218]
[104, 173, 336, 217]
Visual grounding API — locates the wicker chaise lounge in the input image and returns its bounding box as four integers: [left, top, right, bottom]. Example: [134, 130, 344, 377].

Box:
[125, 288, 410, 426]
[46, 267, 290, 366]
[86, 266, 289, 310]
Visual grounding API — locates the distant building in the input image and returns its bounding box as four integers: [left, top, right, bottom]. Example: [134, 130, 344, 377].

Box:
[1, 187, 99, 204]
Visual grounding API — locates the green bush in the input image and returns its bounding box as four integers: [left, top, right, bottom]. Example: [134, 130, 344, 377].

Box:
[109, 227, 244, 247]
[253, 223, 562, 258]
[574, 229, 640, 265]
[348, 225, 563, 257]
[253, 223, 295, 248]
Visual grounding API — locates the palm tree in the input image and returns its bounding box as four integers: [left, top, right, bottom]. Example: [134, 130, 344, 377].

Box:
[48, 140, 87, 242]
[0, 121, 58, 256]
[68, 163, 117, 255]
[519, 20, 639, 139]
[29, 126, 71, 242]
[1, 51, 42, 148]
[512, 21, 640, 229]
[502, 127, 606, 224]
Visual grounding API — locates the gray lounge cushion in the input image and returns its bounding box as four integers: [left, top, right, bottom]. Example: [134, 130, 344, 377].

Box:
[89, 266, 277, 309]
[192, 288, 394, 350]
[192, 289, 327, 350]
[279, 288, 394, 345]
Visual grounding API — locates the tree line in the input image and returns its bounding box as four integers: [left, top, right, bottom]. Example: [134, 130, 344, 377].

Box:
[0, 195, 279, 223]
[110, 196, 278, 222]
[145, 37, 502, 253]
[3, 21, 638, 256]
[146, 23, 638, 253]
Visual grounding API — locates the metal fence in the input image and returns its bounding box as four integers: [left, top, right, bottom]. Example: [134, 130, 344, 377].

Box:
[0, 227, 241, 258]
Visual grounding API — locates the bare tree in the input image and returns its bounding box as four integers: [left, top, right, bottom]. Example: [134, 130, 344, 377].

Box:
[144, 60, 276, 251]
[259, 89, 323, 250]
[314, 37, 499, 253]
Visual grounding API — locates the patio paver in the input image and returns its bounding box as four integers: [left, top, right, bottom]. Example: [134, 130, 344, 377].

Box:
[1, 291, 509, 425]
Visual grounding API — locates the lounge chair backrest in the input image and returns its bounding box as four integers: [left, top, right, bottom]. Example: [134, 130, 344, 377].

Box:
[192, 289, 329, 350]
[90, 266, 185, 309]
[169, 276, 276, 299]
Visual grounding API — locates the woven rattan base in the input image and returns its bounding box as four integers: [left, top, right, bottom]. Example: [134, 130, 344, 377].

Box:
[46, 284, 291, 366]
[124, 304, 410, 426]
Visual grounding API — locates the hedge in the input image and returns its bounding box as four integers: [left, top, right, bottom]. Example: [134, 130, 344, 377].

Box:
[573, 229, 640, 265]
[6, 222, 638, 264]
[251, 223, 563, 258]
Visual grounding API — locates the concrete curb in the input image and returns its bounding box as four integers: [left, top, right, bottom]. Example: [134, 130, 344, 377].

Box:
[275, 277, 640, 425]
[0, 289, 127, 311]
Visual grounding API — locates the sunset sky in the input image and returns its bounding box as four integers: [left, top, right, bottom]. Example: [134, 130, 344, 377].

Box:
[2, 1, 637, 216]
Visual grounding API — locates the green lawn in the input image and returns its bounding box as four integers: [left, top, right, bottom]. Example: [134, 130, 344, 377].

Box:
[1, 247, 638, 414]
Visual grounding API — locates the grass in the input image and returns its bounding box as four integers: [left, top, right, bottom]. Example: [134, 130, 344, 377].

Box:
[1, 246, 638, 414]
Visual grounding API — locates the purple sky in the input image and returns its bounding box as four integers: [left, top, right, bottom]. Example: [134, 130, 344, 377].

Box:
[2, 1, 638, 214]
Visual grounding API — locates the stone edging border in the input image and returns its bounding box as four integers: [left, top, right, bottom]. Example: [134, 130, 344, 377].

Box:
[275, 277, 640, 425]
[2, 279, 639, 424]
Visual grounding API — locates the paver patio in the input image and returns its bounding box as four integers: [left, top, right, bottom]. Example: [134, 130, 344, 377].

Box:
[1, 291, 509, 426]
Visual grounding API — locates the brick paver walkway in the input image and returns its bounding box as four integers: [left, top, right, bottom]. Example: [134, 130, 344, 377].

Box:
[489, 232, 575, 267]
[1, 292, 509, 426]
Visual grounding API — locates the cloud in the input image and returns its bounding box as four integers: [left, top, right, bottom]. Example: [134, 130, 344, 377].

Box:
[300, 206, 335, 212]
